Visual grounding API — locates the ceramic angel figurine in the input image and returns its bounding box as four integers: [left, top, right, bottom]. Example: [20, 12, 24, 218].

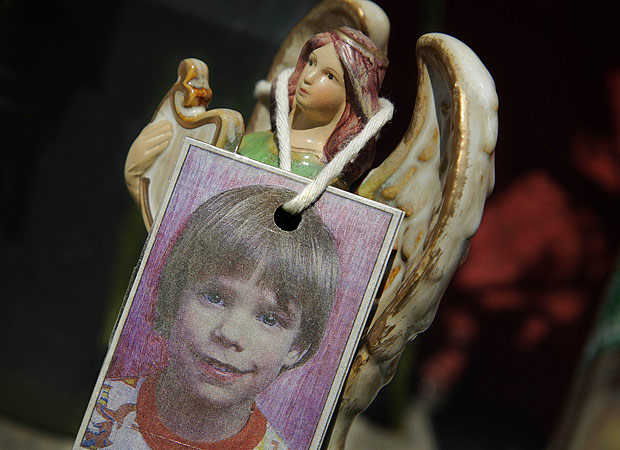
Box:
[123, 1, 498, 449]
[126, 26, 389, 225]
[237, 26, 388, 189]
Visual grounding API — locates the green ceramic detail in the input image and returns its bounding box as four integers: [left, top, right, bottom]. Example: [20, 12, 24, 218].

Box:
[238, 131, 324, 179]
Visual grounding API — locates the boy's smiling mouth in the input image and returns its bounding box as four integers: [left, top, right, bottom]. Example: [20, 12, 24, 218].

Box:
[191, 349, 253, 383]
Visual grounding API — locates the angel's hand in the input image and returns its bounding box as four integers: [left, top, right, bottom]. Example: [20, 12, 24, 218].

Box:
[126, 121, 173, 175]
[125, 120, 173, 204]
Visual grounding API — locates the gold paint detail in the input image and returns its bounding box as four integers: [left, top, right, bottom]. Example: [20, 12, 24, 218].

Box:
[138, 177, 153, 231]
[381, 166, 418, 199]
[385, 264, 401, 289]
[417, 128, 438, 162]
[400, 227, 411, 261]
[358, 65, 431, 198]
[401, 203, 413, 217]
[179, 59, 212, 108]
[414, 230, 423, 250]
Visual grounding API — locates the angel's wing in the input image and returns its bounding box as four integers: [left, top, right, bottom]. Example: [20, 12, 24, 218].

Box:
[328, 33, 498, 448]
[359, 33, 498, 331]
[246, 0, 390, 134]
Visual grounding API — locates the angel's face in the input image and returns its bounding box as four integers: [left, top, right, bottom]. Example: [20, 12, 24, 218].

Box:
[295, 43, 346, 124]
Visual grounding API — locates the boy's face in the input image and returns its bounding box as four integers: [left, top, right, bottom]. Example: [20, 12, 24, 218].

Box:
[167, 269, 304, 410]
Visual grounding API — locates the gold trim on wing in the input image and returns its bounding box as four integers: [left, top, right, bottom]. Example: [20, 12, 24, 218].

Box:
[139, 177, 154, 231]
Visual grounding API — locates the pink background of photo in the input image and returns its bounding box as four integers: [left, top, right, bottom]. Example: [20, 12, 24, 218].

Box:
[106, 146, 394, 450]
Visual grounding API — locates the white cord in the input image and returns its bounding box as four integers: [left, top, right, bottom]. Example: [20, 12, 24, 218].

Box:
[283, 98, 393, 215]
[270, 69, 393, 215]
[274, 68, 294, 171]
[253, 79, 272, 99]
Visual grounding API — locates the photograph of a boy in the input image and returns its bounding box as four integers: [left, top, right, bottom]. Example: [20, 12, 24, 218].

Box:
[82, 185, 340, 450]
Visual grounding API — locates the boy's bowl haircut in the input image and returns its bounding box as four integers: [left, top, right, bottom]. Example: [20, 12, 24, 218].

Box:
[155, 185, 340, 368]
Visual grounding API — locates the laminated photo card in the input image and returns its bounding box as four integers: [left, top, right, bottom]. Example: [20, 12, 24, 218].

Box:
[75, 138, 402, 450]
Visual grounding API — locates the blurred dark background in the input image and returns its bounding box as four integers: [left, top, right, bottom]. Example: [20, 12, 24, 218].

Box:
[1, 0, 619, 448]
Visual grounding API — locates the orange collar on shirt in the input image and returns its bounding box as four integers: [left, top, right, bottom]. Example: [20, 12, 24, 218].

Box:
[136, 373, 267, 450]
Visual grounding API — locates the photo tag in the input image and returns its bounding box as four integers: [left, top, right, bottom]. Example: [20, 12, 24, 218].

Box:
[75, 138, 403, 450]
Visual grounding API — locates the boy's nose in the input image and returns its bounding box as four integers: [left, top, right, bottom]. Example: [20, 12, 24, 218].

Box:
[212, 318, 244, 352]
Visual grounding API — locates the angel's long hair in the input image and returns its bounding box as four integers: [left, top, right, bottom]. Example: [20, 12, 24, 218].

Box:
[275, 27, 388, 186]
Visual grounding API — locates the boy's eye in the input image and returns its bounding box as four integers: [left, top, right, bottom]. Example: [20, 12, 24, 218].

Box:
[328, 73, 334, 80]
[308, 59, 314, 66]
[260, 313, 279, 327]
[202, 293, 223, 305]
